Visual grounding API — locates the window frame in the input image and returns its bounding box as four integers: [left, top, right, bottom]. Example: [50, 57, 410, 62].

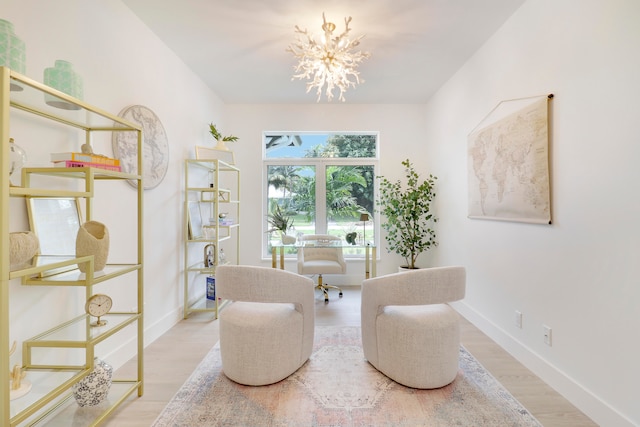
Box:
[262, 131, 379, 259]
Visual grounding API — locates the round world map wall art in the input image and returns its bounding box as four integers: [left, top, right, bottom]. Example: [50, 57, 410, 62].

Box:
[112, 105, 169, 190]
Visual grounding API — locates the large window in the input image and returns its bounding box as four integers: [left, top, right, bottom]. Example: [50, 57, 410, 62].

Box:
[264, 132, 378, 257]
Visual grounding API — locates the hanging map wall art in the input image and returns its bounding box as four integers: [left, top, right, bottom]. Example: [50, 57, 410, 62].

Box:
[468, 94, 552, 224]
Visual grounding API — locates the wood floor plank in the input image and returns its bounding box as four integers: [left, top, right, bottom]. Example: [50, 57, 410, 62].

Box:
[104, 287, 596, 427]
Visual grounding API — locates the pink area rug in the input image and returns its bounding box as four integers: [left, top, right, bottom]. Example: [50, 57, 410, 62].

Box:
[153, 325, 541, 426]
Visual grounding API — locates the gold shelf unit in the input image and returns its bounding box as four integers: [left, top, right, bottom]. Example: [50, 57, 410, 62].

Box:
[1, 67, 144, 426]
[183, 159, 240, 319]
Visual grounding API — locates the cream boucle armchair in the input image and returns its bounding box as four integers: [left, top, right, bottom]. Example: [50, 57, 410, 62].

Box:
[216, 265, 315, 386]
[361, 266, 466, 389]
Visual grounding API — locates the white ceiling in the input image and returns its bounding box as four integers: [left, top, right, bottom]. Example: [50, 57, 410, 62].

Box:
[122, 0, 525, 104]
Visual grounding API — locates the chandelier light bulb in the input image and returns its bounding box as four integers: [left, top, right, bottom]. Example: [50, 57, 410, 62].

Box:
[287, 13, 370, 102]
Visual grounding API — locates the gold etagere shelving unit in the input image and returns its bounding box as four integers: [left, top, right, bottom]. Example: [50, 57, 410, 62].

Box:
[1, 67, 144, 426]
[183, 158, 240, 319]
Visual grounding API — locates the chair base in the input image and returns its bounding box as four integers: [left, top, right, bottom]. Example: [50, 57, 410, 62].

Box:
[317, 274, 343, 303]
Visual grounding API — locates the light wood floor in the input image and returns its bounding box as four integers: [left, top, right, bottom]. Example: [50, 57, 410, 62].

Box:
[104, 287, 596, 427]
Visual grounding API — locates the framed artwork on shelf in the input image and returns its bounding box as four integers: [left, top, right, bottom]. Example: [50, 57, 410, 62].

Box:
[195, 146, 235, 165]
[27, 197, 83, 276]
[27, 197, 82, 255]
[187, 201, 204, 240]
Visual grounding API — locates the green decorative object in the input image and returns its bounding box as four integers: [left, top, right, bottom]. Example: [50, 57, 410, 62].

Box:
[43, 60, 83, 110]
[0, 19, 26, 91]
[266, 204, 293, 235]
[377, 159, 438, 269]
[345, 232, 357, 245]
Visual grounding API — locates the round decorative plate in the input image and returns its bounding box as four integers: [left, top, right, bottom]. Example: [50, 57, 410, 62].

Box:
[112, 105, 169, 190]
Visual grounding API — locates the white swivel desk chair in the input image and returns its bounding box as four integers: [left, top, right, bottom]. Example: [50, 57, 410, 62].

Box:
[297, 234, 346, 303]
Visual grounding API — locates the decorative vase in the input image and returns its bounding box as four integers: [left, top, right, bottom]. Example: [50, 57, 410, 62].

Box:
[281, 233, 296, 244]
[398, 266, 420, 272]
[43, 60, 83, 110]
[213, 139, 230, 151]
[9, 231, 39, 270]
[76, 221, 109, 273]
[8, 137, 27, 186]
[0, 19, 26, 91]
[72, 357, 113, 407]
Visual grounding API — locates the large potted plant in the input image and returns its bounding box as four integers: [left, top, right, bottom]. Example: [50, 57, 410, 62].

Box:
[267, 204, 296, 244]
[377, 159, 437, 269]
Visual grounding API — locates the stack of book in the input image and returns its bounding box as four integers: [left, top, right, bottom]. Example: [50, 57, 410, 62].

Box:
[50, 152, 122, 172]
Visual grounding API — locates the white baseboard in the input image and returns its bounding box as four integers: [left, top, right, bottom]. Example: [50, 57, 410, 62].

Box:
[453, 301, 634, 427]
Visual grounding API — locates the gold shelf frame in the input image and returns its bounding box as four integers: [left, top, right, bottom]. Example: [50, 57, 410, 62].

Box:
[1, 67, 145, 427]
[183, 159, 240, 319]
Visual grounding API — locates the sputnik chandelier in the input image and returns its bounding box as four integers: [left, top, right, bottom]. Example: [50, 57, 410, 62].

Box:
[287, 13, 370, 102]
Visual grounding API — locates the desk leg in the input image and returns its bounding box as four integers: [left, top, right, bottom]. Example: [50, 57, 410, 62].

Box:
[279, 246, 284, 270]
[372, 247, 377, 278]
[365, 246, 370, 279]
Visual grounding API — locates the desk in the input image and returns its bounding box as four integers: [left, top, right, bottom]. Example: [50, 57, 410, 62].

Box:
[271, 241, 377, 279]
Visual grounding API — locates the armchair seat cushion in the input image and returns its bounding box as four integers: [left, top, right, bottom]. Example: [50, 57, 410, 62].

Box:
[220, 302, 303, 386]
[376, 304, 460, 389]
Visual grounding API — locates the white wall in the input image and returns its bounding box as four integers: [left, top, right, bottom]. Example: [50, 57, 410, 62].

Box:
[423, 0, 640, 425]
[3, 0, 224, 369]
[225, 103, 435, 278]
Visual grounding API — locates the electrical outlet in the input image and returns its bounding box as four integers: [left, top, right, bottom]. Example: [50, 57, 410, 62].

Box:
[543, 325, 552, 346]
[515, 310, 522, 329]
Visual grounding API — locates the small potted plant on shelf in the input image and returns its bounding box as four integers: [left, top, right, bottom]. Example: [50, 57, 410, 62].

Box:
[208, 123, 238, 151]
[267, 204, 296, 244]
[377, 159, 438, 270]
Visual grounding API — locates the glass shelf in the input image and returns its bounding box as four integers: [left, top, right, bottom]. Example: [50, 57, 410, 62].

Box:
[186, 261, 215, 273]
[8, 69, 140, 132]
[9, 369, 88, 425]
[24, 166, 139, 182]
[8, 167, 141, 199]
[186, 296, 230, 316]
[9, 256, 89, 281]
[12, 379, 141, 427]
[185, 158, 239, 172]
[25, 313, 140, 351]
[22, 262, 142, 286]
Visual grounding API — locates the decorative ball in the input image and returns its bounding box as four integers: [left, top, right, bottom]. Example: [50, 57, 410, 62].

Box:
[72, 357, 113, 407]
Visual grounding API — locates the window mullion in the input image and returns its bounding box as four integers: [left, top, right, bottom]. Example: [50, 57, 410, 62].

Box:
[316, 163, 327, 234]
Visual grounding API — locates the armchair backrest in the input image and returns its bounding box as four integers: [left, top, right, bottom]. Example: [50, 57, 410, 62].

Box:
[362, 266, 466, 307]
[216, 265, 315, 306]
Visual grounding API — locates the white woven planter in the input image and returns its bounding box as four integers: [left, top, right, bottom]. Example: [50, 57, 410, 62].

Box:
[76, 221, 109, 272]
